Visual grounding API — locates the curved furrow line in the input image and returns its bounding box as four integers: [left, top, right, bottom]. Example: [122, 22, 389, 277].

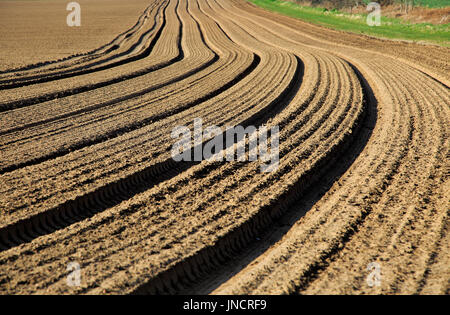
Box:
[0, 160, 194, 252]
[0, 0, 179, 112]
[416, 212, 449, 295]
[0, 2, 303, 290]
[211, 59, 411, 295]
[0, 0, 296, 217]
[230, 0, 450, 85]
[188, 3, 406, 296]
[0, 54, 266, 252]
[0, 33, 217, 142]
[0, 4, 163, 88]
[0, 2, 159, 76]
[181, 63, 377, 296]
[311, 57, 449, 294]
[0, 0, 364, 294]
[351, 63, 449, 294]
[0, 4, 299, 246]
[0, 47, 301, 292]
[0, 0, 271, 143]
[0, 53, 298, 294]
[0, 55, 247, 175]
[216, 52, 444, 293]
[300, 62, 449, 295]
[0, 48, 288, 252]
[0, 0, 262, 225]
[0, 0, 447, 296]
[89, 54, 363, 295]
[192, 0, 448, 295]
[118, 35, 362, 293]
[0, 51, 255, 238]
[0, 1, 164, 85]
[0, 0, 227, 172]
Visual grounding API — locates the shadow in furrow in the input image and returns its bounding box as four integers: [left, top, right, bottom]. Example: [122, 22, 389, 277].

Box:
[0, 160, 193, 252]
[0, 0, 176, 112]
[0, 53, 259, 175]
[0, 52, 263, 251]
[0, 1, 165, 87]
[0, 2, 169, 91]
[129, 60, 377, 295]
[0, 52, 299, 257]
[0, 2, 160, 76]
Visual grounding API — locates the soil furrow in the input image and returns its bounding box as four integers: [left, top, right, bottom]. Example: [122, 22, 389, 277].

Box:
[0, 0, 447, 295]
[0, 1, 164, 85]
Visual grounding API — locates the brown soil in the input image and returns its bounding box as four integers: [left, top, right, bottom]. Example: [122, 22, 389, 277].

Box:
[0, 0, 151, 70]
[0, 0, 448, 295]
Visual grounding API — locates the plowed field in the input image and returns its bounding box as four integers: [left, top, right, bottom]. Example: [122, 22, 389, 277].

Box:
[0, 0, 448, 295]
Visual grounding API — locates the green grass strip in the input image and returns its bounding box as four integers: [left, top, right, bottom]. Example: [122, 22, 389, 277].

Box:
[248, 0, 450, 46]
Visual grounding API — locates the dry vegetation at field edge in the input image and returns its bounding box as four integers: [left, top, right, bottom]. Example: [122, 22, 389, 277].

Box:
[293, 0, 450, 24]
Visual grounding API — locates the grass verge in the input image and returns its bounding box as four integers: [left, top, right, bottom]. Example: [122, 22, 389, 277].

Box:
[247, 0, 450, 46]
